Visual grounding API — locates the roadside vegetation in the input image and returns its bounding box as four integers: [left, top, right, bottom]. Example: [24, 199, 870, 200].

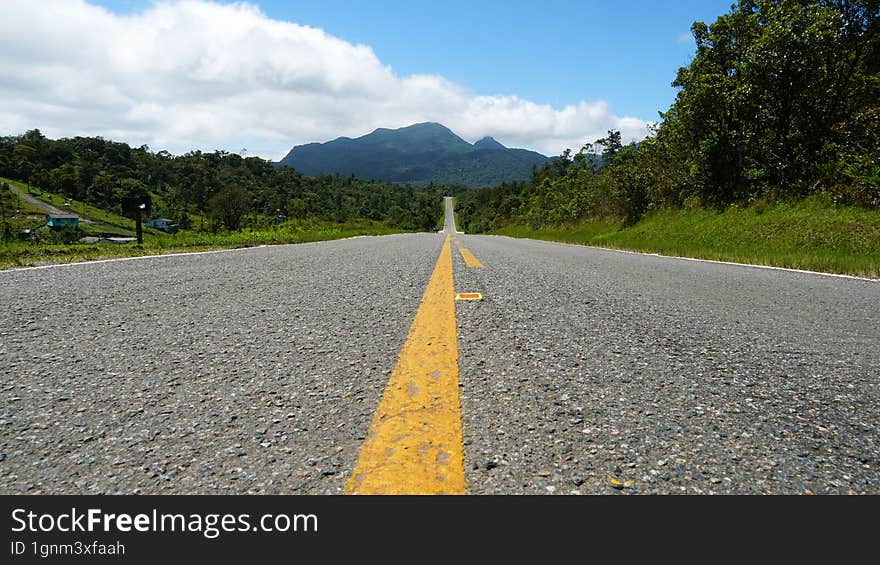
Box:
[492, 196, 880, 276]
[455, 1, 879, 276]
[0, 175, 426, 269]
[0, 216, 404, 270]
[436, 198, 446, 230]
[2, 2, 876, 274]
[0, 128, 446, 268]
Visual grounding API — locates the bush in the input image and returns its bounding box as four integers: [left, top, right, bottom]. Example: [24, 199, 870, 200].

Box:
[50, 225, 84, 244]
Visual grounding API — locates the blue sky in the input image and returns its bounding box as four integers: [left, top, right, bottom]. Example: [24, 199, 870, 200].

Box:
[3, 1, 736, 158]
[93, 0, 734, 120]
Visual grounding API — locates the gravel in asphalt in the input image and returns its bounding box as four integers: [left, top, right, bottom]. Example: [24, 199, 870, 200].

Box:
[2, 204, 878, 495]
[1, 235, 442, 494]
[453, 235, 879, 494]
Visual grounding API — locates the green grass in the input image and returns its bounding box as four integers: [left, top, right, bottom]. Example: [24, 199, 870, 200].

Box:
[79, 224, 135, 237]
[437, 198, 447, 230]
[2, 177, 137, 232]
[1, 177, 422, 269]
[490, 196, 880, 277]
[1, 191, 45, 216]
[0, 218, 411, 270]
[34, 190, 136, 230]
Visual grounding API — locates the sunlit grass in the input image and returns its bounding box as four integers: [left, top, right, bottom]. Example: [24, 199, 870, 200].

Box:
[1, 177, 422, 270]
[0, 219, 409, 270]
[490, 196, 880, 277]
[2, 177, 137, 230]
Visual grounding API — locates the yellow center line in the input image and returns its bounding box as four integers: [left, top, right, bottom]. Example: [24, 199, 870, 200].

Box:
[346, 234, 464, 494]
[459, 248, 485, 268]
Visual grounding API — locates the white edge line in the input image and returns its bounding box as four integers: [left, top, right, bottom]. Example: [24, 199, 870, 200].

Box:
[0, 233, 405, 273]
[3, 245, 269, 272]
[488, 234, 879, 283]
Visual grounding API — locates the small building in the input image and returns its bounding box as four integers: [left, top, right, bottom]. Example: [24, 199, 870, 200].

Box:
[274, 215, 287, 224]
[146, 218, 177, 232]
[46, 214, 80, 228]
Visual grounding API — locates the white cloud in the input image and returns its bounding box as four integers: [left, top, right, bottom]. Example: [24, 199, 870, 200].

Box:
[0, 0, 651, 160]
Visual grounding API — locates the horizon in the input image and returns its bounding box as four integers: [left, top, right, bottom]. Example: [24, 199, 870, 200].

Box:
[2, 0, 735, 160]
[8, 121, 559, 163]
[287, 122, 553, 157]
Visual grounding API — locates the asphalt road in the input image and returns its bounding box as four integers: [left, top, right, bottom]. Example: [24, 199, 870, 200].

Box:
[1, 238, 439, 494]
[453, 233, 879, 494]
[1, 200, 878, 494]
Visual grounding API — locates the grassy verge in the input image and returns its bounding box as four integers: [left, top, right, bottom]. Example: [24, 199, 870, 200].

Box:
[490, 196, 880, 277]
[1, 178, 417, 269]
[437, 198, 447, 230]
[0, 219, 408, 270]
[2, 178, 137, 230]
[2, 191, 45, 216]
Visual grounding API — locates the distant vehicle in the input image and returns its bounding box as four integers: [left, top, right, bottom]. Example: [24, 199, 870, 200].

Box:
[146, 218, 178, 233]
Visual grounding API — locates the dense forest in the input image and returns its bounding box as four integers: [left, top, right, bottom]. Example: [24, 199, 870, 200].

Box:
[455, 0, 879, 233]
[0, 131, 443, 234]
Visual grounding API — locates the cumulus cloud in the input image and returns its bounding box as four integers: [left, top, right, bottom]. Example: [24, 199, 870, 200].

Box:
[0, 0, 651, 159]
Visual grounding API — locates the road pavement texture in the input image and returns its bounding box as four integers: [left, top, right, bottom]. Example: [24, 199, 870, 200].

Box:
[1, 198, 878, 494]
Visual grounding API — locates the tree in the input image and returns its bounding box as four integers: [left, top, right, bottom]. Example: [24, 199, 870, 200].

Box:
[87, 170, 117, 204]
[665, 0, 880, 203]
[51, 163, 80, 199]
[118, 178, 146, 194]
[1, 182, 15, 241]
[208, 184, 250, 231]
[287, 197, 307, 219]
[13, 144, 36, 191]
[596, 130, 623, 162]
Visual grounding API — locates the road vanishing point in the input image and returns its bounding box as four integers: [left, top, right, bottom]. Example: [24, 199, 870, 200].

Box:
[1, 197, 878, 494]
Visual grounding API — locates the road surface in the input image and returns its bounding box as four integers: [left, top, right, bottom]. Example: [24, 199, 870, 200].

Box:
[1, 197, 877, 494]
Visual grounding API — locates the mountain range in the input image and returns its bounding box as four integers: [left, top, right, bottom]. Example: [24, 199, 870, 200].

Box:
[277, 122, 550, 187]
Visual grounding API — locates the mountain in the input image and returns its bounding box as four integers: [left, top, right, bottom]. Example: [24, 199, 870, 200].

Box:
[277, 123, 549, 187]
[473, 136, 506, 151]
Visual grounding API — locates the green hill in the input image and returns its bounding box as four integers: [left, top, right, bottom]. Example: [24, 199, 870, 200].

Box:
[277, 122, 550, 187]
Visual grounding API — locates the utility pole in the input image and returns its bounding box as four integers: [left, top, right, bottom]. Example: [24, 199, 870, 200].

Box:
[135, 203, 144, 244]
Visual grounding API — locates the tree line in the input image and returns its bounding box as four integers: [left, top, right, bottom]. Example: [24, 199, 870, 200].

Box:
[455, 0, 879, 233]
[0, 131, 443, 232]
